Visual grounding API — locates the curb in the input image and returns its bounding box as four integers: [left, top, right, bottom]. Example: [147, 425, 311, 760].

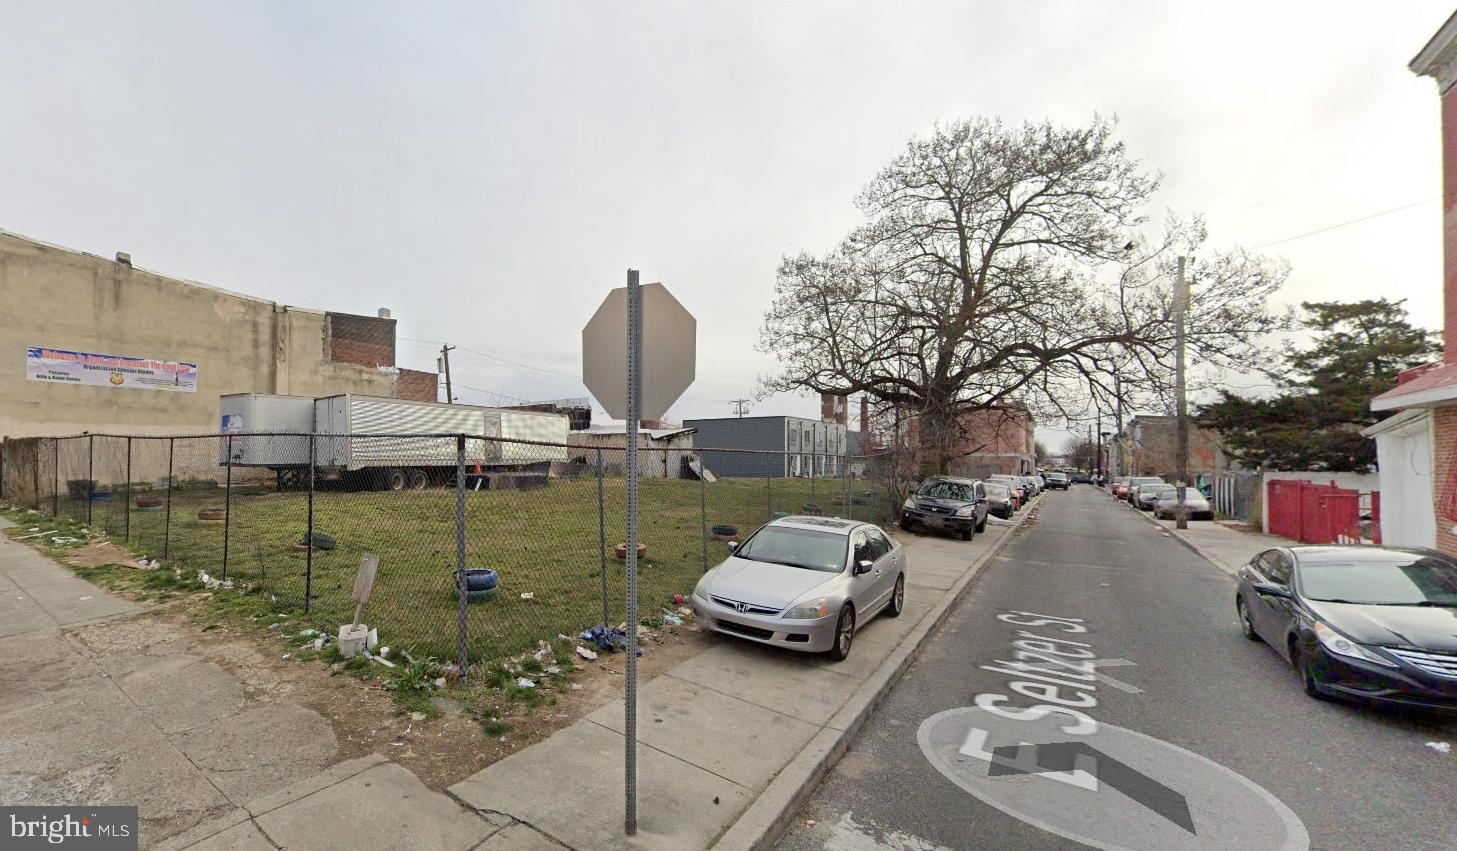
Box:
[709, 493, 1043, 851]
[1119, 492, 1242, 576]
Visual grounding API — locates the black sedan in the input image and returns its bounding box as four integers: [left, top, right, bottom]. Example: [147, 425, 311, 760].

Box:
[1236, 545, 1457, 711]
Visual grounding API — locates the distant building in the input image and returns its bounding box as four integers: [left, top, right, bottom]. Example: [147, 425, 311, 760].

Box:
[0, 229, 437, 439]
[684, 415, 847, 478]
[946, 405, 1037, 478]
[1119, 415, 1227, 480]
[567, 424, 696, 478]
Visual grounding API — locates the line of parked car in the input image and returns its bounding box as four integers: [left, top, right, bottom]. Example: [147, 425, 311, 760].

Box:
[899, 471, 1060, 541]
[1108, 474, 1214, 520]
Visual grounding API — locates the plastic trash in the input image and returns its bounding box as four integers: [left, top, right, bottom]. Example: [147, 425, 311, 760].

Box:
[1426, 741, 1451, 754]
[366, 628, 379, 649]
[662, 614, 684, 626]
[546, 665, 561, 675]
[576, 646, 598, 661]
[520, 592, 535, 601]
[313, 637, 325, 651]
[580, 624, 629, 653]
[379, 646, 390, 658]
[298, 629, 319, 638]
[410, 711, 427, 722]
[433, 677, 447, 689]
[516, 677, 536, 689]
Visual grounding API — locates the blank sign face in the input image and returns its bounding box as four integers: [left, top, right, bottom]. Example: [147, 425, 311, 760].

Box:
[582, 282, 696, 420]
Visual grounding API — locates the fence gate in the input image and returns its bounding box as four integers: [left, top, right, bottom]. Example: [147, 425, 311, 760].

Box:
[1266, 479, 1368, 545]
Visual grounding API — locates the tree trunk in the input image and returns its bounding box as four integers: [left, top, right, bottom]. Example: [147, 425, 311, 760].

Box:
[916, 403, 954, 478]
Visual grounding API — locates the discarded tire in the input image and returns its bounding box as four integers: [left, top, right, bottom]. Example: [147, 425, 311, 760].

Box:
[197, 508, 226, 521]
[455, 568, 499, 603]
[710, 524, 737, 537]
[615, 543, 648, 560]
[136, 496, 163, 510]
[297, 532, 337, 550]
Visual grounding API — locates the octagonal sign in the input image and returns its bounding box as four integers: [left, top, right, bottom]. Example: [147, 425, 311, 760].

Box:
[582, 282, 696, 420]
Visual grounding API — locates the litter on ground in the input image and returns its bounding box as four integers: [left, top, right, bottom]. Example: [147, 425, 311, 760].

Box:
[576, 646, 598, 661]
[516, 677, 536, 689]
[1425, 741, 1451, 754]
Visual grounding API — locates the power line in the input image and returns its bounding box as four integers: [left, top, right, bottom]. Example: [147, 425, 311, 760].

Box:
[400, 337, 578, 380]
[1251, 196, 1439, 250]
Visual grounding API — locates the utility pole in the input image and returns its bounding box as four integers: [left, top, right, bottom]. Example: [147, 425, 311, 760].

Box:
[1175, 256, 1190, 530]
[439, 345, 456, 404]
[1112, 374, 1123, 481]
[730, 399, 750, 418]
[1095, 411, 1102, 484]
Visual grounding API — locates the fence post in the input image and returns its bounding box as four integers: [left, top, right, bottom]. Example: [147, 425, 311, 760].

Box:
[305, 434, 315, 614]
[164, 438, 174, 560]
[53, 439, 59, 518]
[86, 434, 94, 525]
[455, 434, 468, 672]
[766, 471, 772, 521]
[31, 441, 39, 511]
[124, 437, 132, 544]
[222, 450, 232, 581]
[597, 446, 609, 627]
[698, 454, 708, 574]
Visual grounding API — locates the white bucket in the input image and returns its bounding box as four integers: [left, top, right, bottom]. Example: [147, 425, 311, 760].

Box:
[338, 623, 369, 658]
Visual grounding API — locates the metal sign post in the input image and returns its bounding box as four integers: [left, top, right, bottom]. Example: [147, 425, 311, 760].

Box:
[582, 271, 696, 838]
[623, 270, 642, 835]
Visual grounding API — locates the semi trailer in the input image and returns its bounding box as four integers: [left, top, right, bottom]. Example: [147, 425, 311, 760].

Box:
[219, 393, 570, 490]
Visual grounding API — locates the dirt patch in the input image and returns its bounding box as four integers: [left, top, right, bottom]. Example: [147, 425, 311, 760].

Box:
[64, 540, 152, 570]
[139, 607, 711, 791]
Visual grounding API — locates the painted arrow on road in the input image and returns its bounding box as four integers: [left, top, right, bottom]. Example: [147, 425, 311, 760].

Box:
[988, 741, 1196, 834]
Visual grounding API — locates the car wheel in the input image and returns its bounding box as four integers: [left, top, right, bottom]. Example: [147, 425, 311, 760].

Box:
[826, 605, 855, 661]
[1236, 596, 1260, 642]
[961, 527, 974, 541]
[885, 574, 905, 618]
[975, 515, 987, 533]
[900, 515, 915, 533]
[1292, 640, 1326, 700]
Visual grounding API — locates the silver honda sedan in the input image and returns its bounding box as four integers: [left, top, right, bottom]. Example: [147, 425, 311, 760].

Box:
[690, 516, 906, 661]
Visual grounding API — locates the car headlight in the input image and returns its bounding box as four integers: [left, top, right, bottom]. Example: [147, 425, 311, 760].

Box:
[955, 505, 976, 517]
[1314, 621, 1396, 668]
[783, 597, 831, 619]
[692, 573, 712, 602]
[902, 499, 916, 510]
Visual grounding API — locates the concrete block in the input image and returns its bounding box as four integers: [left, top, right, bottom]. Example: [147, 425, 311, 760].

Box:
[0, 691, 170, 776]
[180, 819, 276, 851]
[585, 675, 819, 789]
[116, 659, 245, 733]
[255, 763, 489, 851]
[663, 643, 859, 726]
[174, 703, 337, 804]
[450, 720, 752, 851]
[476, 823, 568, 850]
[244, 754, 387, 816]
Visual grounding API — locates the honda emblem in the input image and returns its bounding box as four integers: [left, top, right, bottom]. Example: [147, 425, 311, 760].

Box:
[735, 602, 749, 613]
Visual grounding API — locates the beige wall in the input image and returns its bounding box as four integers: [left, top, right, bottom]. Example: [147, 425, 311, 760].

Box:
[0, 232, 398, 438]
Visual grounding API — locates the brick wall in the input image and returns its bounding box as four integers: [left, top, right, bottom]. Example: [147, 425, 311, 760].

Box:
[1433, 407, 1457, 556]
[395, 368, 438, 402]
[327, 312, 396, 368]
[1128, 417, 1224, 479]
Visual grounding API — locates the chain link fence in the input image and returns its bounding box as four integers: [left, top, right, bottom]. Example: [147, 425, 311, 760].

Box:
[1, 432, 904, 667]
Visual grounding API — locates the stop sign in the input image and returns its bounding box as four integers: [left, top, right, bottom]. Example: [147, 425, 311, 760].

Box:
[582, 282, 696, 420]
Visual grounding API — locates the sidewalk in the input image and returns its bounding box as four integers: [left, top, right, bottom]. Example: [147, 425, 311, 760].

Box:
[446, 508, 1035, 851]
[1139, 509, 1297, 575]
[0, 516, 520, 851]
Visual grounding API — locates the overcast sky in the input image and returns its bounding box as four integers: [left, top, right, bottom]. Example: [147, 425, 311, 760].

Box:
[4, 1, 1452, 449]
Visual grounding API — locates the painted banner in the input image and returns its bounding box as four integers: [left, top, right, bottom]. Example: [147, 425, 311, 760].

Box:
[25, 346, 198, 392]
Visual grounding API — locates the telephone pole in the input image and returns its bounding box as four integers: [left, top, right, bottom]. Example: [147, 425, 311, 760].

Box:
[1112, 374, 1123, 481]
[730, 399, 750, 418]
[439, 345, 456, 404]
[1175, 256, 1190, 530]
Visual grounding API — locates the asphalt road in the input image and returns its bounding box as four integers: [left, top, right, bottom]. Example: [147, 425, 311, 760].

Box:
[777, 485, 1457, 851]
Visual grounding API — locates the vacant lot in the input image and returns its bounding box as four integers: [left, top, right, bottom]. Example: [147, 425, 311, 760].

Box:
[68, 474, 894, 662]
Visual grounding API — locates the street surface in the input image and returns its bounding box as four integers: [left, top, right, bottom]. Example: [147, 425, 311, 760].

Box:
[778, 485, 1457, 851]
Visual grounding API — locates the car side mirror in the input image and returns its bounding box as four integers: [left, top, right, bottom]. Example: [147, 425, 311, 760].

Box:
[1252, 582, 1292, 600]
[726, 541, 738, 551]
[855, 559, 875, 575]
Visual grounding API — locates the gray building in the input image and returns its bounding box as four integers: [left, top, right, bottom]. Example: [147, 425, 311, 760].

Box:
[685, 415, 847, 478]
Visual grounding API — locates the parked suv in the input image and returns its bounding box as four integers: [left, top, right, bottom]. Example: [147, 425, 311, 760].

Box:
[901, 475, 989, 540]
[1044, 471, 1070, 490]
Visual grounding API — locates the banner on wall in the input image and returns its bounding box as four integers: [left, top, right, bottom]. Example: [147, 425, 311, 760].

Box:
[25, 346, 198, 392]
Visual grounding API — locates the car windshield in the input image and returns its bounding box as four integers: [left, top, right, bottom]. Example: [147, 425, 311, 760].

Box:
[916, 481, 974, 501]
[1298, 556, 1457, 606]
[1157, 489, 1205, 503]
[1048, 473, 1068, 481]
[984, 483, 1009, 498]
[1133, 478, 1165, 486]
[734, 526, 848, 573]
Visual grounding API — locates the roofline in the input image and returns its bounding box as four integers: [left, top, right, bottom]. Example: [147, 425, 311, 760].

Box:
[1370, 381, 1457, 411]
[3, 227, 330, 315]
[1412, 10, 1457, 92]
[1360, 408, 1429, 437]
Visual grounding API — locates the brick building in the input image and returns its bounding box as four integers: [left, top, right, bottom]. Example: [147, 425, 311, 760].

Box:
[1119, 414, 1227, 481]
[1368, 11, 1457, 552]
[946, 405, 1037, 478]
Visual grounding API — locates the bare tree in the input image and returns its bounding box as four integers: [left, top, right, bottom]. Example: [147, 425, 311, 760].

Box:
[759, 116, 1286, 475]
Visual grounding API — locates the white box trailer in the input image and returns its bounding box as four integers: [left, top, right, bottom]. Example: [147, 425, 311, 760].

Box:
[219, 393, 569, 483]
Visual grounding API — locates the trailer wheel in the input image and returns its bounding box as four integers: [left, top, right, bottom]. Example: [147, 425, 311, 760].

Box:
[407, 468, 428, 490]
[382, 468, 407, 491]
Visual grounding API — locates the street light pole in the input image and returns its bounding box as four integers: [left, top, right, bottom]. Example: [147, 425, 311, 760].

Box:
[1175, 256, 1190, 530]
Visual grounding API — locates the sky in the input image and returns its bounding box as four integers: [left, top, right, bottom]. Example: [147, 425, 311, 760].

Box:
[3, 0, 1453, 451]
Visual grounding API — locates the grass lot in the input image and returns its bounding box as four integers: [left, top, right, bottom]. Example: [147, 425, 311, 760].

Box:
[62, 474, 895, 663]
